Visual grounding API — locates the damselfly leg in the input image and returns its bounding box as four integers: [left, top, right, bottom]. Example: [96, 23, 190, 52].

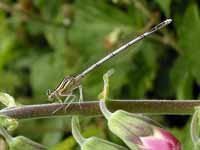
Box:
[63, 86, 84, 112]
[52, 94, 76, 114]
[52, 86, 84, 114]
[78, 85, 83, 108]
[63, 94, 76, 112]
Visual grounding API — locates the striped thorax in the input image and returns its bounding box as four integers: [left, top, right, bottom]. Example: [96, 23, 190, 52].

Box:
[47, 76, 81, 101]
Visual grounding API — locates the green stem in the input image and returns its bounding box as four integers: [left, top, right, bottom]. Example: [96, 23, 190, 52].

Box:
[0, 100, 199, 119]
[99, 100, 112, 119]
[191, 108, 200, 144]
[0, 127, 12, 144]
[71, 116, 85, 146]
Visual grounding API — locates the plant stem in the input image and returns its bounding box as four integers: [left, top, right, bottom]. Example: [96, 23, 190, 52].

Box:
[99, 100, 112, 119]
[131, 0, 151, 18]
[0, 100, 198, 119]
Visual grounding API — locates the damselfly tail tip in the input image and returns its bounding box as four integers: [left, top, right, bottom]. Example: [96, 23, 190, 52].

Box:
[153, 18, 172, 31]
[165, 18, 172, 25]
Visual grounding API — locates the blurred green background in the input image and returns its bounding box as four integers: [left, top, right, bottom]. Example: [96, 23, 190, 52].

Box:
[0, 0, 199, 149]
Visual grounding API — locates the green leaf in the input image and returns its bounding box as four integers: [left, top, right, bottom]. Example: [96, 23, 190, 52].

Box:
[68, 0, 135, 58]
[177, 3, 200, 85]
[30, 54, 66, 98]
[0, 19, 17, 70]
[0, 71, 22, 95]
[170, 120, 193, 150]
[128, 42, 158, 98]
[44, 27, 68, 53]
[51, 135, 76, 150]
[170, 56, 193, 99]
[154, 0, 171, 16]
[42, 119, 64, 147]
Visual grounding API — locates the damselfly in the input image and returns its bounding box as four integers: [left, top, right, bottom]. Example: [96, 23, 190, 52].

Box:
[47, 19, 172, 112]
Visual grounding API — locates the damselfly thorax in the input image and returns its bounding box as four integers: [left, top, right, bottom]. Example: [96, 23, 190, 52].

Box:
[47, 76, 81, 101]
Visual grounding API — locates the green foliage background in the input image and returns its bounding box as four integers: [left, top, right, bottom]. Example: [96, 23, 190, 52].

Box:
[0, 0, 199, 149]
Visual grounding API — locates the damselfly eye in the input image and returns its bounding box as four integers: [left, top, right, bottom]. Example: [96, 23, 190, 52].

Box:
[47, 89, 51, 96]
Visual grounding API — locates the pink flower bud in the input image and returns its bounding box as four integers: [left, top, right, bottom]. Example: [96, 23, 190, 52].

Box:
[139, 127, 182, 150]
[100, 101, 182, 150]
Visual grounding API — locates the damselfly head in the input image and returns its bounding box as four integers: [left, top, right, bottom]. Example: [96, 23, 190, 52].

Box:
[47, 89, 51, 96]
[47, 89, 55, 101]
